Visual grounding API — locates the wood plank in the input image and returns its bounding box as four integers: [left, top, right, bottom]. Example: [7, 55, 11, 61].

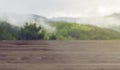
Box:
[0, 40, 120, 70]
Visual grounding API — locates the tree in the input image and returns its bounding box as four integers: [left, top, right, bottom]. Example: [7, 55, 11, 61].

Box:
[0, 21, 17, 40]
[18, 23, 45, 40]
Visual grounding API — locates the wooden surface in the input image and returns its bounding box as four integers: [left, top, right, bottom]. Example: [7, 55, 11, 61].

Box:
[0, 40, 120, 70]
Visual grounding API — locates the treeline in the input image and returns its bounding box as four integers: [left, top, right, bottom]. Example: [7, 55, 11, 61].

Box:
[50, 22, 120, 40]
[1, 21, 120, 40]
[0, 21, 51, 40]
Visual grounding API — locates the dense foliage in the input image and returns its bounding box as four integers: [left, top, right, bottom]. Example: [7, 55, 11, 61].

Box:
[18, 23, 45, 40]
[0, 21, 120, 40]
[0, 21, 18, 40]
[49, 22, 120, 40]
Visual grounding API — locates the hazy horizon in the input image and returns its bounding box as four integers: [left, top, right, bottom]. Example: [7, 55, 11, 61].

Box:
[0, 0, 120, 18]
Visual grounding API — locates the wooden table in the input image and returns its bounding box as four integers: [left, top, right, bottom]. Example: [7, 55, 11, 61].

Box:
[0, 40, 120, 70]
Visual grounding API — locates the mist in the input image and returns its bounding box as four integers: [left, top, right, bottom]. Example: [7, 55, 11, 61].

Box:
[81, 14, 120, 29]
[50, 13, 120, 30]
[0, 12, 120, 32]
[0, 13, 56, 32]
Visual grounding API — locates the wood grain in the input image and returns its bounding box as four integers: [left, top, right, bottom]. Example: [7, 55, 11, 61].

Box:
[0, 40, 120, 70]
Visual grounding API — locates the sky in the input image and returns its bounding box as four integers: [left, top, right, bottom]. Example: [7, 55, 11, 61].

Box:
[0, 0, 120, 18]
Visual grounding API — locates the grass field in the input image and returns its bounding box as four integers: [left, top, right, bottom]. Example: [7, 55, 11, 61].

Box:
[0, 40, 120, 70]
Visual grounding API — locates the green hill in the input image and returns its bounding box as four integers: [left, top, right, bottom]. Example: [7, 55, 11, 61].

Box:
[0, 21, 120, 40]
[49, 22, 120, 40]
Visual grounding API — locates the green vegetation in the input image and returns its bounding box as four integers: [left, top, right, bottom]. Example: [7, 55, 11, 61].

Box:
[0, 21, 18, 40]
[49, 22, 120, 40]
[18, 23, 45, 40]
[0, 21, 120, 40]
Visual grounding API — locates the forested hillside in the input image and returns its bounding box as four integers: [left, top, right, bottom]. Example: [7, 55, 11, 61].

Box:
[0, 21, 120, 40]
[50, 22, 120, 40]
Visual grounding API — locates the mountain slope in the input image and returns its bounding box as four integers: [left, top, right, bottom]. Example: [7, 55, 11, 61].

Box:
[49, 22, 120, 40]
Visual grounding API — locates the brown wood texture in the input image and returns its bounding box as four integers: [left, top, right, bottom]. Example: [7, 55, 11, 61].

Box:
[0, 40, 120, 70]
